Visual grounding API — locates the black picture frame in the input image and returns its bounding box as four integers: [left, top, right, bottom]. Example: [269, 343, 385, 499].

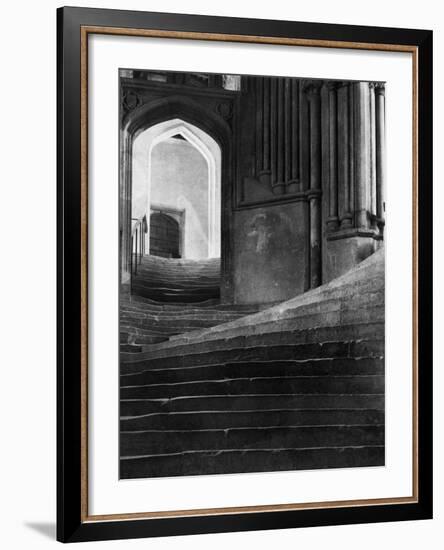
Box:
[57, 6, 433, 543]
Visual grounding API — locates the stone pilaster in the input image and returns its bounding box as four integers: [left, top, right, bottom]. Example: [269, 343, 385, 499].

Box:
[354, 82, 371, 230]
[327, 82, 339, 230]
[369, 83, 378, 227]
[375, 83, 386, 233]
[306, 82, 323, 288]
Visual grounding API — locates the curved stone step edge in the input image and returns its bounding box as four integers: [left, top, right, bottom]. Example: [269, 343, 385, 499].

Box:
[122, 321, 385, 363]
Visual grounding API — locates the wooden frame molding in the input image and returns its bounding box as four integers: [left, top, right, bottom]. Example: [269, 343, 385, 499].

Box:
[58, 7, 432, 542]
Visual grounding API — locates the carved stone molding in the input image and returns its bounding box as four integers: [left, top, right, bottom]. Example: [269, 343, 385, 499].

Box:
[122, 91, 141, 112]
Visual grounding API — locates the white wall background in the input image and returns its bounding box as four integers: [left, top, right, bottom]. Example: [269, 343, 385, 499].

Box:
[0, 1, 441, 548]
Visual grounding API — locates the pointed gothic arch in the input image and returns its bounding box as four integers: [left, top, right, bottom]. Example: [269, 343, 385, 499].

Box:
[132, 118, 221, 259]
[120, 96, 234, 302]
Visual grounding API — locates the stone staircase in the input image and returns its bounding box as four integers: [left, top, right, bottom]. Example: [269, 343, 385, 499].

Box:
[120, 249, 385, 479]
[121, 256, 261, 352]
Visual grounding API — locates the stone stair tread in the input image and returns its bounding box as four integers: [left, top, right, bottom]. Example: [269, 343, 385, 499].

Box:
[120, 394, 385, 416]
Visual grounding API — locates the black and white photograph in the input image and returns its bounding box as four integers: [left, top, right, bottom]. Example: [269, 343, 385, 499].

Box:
[118, 68, 386, 480]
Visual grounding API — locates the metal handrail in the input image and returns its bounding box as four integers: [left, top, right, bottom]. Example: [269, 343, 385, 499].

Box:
[130, 215, 147, 293]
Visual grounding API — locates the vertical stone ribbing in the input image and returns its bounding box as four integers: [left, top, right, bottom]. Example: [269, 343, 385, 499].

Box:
[289, 79, 300, 190]
[375, 83, 386, 231]
[354, 82, 371, 229]
[337, 84, 352, 229]
[257, 77, 303, 192]
[256, 77, 263, 175]
[307, 83, 322, 288]
[369, 83, 378, 227]
[284, 78, 292, 184]
[327, 83, 339, 230]
[263, 77, 271, 176]
[276, 78, 285, 190]
[270, 78, 277, 186]
[347, 83, 355, 226]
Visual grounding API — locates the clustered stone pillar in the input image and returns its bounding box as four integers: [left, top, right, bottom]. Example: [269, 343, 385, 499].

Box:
[327, 83, 339, 231]
[337, 83, 353, 229]
[306, 82, 322, 289]
[256, 77, 300, 193]
[326, 80, 385, 236]
[375, 83, 386, 233]
[369, 83, 378, 228]
[354, 81, 372, 230]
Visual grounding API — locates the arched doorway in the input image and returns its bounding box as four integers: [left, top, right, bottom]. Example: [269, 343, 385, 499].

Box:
[131, 118, 221, 261]
[120, 96, 234, 303]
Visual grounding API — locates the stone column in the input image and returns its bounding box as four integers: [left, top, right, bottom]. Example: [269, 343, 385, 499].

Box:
[274, 78, 286, 194]
[256, 77, 263, 176]
[270, 77, 277, 187]
[284, 78, 292, 184]
[262, 77, 271, 180]
[337, 83, 353, 229]
[354, 82, 371, 229]
[346, 83, 355, 227]
[369, 83, 378, 227]
[307, 83, 322, 288]
[327, 83, 339, 230]
[288, 78, 300, 192]
[375, 83, 386, 231]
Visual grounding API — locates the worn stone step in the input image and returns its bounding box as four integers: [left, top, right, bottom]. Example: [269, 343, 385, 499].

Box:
[120, 311, 243, 322]
[119, 325, 179, 337]
[120, 393, 385, 416]
[120, 408, 385, 431]
[121, 357, 384, 386]
[120, 343, 143, 353]
[120, 374, 384, 399]
[131, 290, 219, 303]
[126, 296, 220, 308]
[132, 285, 219, 297]
[120, 424, 384, 456]
[120, 445, 384, 479]
[120, 317, 233, 332]
[133, 272, 219, 282]
[140, 322, 384, 358]
[121, 340, 384, 373]
[169, 302, 384, 347]
[120, 305, 248, 317]
[120, 332, 167, 345]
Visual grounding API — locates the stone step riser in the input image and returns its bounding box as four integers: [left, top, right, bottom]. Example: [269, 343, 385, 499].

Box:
[120, 424, 384, 456]
[121, 340, 384, 373]
[131, 292, 219, 304]
[120, 326, 180, 337]
[120, 312, 243, 322]
[120, 332, 167, 345]
[120, 318, 235, 331]
[120, 375, 384, 399]
[168, 305, 384, 347]
[140, 322, 384, 357]
[120, 394, 385, 416]
[121, 344, 143, 353]
[132, 287, 219, 297]
[132, 283, 220, 290]
[121, 357, 384, 386]
[120, 445, 384, 478]
[126, 297, 220, 307]
[120, 306, 248, 317]
[133, 272, 219, 280]
[120, 408, 385, 431]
